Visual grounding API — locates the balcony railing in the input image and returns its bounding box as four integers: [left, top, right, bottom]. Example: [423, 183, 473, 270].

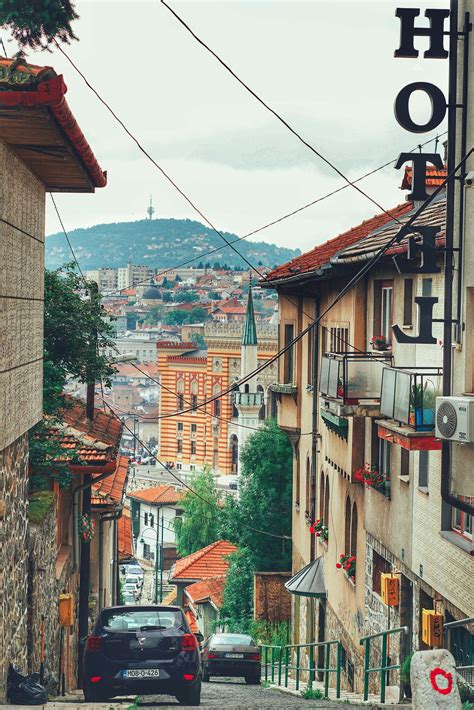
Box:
[233, 392, 264, 408]
[319, 352, 393, 405]
[380, 367, 442, 432]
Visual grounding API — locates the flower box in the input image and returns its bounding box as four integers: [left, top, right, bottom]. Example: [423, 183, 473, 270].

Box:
[336, 552, 356, 582]
[310, 519, 329, 542]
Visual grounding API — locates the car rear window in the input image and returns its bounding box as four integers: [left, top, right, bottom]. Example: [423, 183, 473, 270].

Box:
[102, 609, 184, 631]
[213, 634, 254, 645]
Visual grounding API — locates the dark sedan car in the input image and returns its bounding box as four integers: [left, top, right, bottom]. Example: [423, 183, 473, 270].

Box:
[201, 633, 260, 684]
[83, 605, 202, 705]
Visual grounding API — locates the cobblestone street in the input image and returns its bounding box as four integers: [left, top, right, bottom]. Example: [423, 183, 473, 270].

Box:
[2, 679, 370, 709]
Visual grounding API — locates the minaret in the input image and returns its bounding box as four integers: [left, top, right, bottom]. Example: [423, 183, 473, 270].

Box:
[234, 287, 264, 473]
[147, 194, 155, 221]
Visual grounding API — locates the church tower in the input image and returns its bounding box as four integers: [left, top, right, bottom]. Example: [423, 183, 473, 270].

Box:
[233, 287, 265, 472]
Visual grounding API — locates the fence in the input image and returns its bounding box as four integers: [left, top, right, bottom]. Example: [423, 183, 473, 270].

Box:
[359, 626, 409, 703]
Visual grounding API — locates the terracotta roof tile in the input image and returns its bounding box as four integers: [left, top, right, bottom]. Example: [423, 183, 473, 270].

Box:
[92, 456, 129, 506]
[61, 397, 123, 452]
[264, 202, 413, 283]
[401, 164, 447, 190]
[171, 540, 237, 582]
[185, 609, 199, 633]
[128, 485, 184, 506]
[185, 576, 226, 608]
[118, 509, 133, 558]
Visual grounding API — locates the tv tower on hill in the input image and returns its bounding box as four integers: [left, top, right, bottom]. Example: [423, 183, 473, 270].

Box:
[147, 194, 155, 220]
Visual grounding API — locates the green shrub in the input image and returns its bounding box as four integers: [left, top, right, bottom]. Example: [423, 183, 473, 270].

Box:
[301, 687, 324, 699]
[400, 652, 413, 684]
[28, 491, 55, 524]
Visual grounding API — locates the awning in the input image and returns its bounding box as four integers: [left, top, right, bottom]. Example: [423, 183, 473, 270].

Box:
[285, 556, 326, 598]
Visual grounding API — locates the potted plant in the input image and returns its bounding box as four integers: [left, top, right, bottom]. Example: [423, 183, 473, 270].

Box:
[310, 519, 329, 542]
[336, 553, 356, 582]
[370, 334, 390, 351]
[410, 382, 436, 431]
[400, 652, 413, 699]
[79, 513, 95, 543]
[353, 463, 387, 492]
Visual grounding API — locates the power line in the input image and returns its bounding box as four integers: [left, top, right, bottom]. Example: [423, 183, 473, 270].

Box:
[50, 193, 88, 288]
[160, 0, 436, 226]
[101, 396, 291, 540]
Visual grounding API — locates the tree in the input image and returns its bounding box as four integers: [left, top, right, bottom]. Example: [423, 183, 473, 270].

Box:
[162, 277, 171, 289]
[162, 291, 173, 302]
[163, 309, 188, 326]
[1, 0, 79, 50]
[173, 467, 221, 557]
[174, 291, 198, 303]
[144, 305, 163, 325]
[30, 265, 116, 488]
[187, 306, 211, 323]
[219, 548, 254, 632]
[219, 419, 292, 571]
[175, 274, 182, 283]
[190, 332, 206, 350]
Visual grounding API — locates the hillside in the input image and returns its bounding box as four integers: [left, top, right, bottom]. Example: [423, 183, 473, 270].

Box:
[45, 218, 300, 271]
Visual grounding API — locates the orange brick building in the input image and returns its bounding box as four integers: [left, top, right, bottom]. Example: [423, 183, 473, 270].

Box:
[157, 317, 277, 475]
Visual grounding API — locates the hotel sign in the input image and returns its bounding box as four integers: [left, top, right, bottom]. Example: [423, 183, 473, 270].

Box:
[392, 8, 449, 344]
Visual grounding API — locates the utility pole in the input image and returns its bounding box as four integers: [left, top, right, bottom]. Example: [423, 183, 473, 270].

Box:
[154, 511, 159, 604]
[160, 509, 164, 602]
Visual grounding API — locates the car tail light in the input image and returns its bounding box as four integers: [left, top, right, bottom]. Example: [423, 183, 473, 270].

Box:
[86, 636, 102, 653]
[247, 653, 261, 661]
[89, 676, 102, 684]
[181, 633, 198, 652]
[183, 673, 195, 681]
[207, 651, 218, 659]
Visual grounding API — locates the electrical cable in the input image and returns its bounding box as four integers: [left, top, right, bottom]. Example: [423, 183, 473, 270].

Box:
[100, 396, 292, 540]
[160, 0, 440, 226]
[50, 193, 88, 287]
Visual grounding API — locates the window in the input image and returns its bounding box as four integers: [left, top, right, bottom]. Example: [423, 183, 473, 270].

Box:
[327, 326, 349, 354]
[257, 384, 265, 420]
[213, 384, 221, 417]
[319, 471, 325, 520]
[150, 514, 154, 528]
[295, 455, 301, 508]
[372, 550, 391, 596]
[400, 448, 410, 478]
[212, 437, 219, 469]
[177, 394, 184, 410]
[378, 439, 391, 497]
[418, 451, 429, 489]
[350, 503, 358, 559]
[374, 280, 394, 342]
[307, 324, 314, 385]
[344, 497, 351, 553]
[231, 435, 238, 473]
[324, 476, 330, 526]
[191, 423, 197, 433]
[190, 464, 196, 472]
[305, 458, 311, 515]
[422, 278, 432, 297]
[177, 422, 184, 433]
[283, 324, 295, 383]
[177, 439, 182, 454]
[176, 462, 182, 470]
[177, 379, 184, 411]
[452, 498, 473, 539]
[143, 543, 150, 560]
[190, 441, 197, 456]
[144, 512, 148, 526]
[191, 395, 198, 410]
[403, 279, 413, 326]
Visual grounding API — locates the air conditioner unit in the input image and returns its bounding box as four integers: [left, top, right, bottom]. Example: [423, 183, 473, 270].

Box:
[435, 397, 474, 443]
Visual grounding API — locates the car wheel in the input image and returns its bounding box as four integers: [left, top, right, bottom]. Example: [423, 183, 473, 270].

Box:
[245, 674, 261, 685]
[176, 679, 201, 706]
[83, 681, 109, 702]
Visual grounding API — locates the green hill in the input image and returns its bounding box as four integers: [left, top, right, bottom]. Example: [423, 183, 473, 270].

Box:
[45, 218, 300, 271]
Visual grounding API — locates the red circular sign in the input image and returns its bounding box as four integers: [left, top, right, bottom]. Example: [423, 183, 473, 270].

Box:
[429, 667, 453, 695]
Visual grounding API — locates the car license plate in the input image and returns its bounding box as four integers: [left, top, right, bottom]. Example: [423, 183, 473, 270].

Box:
[225, 653, 244, 659]
[125, 669, 160, 678]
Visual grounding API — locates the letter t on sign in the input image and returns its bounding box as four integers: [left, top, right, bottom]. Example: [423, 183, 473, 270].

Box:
[395, 153, 445, 202]
[394, 8, 450, 59]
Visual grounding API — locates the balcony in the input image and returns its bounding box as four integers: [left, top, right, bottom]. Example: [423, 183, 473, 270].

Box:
[270, 382, 298, 397]
[319, 352, 393, 416]
[233, 391, 264, 408]
[378, 367, 443, 450]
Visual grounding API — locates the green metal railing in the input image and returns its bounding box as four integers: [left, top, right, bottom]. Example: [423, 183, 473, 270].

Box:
[260, 640, 342, 698]
[443, 616, 474, 684]
[359, 625, 409, 703]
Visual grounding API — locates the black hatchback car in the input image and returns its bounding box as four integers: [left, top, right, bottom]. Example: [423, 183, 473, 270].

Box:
[83, 605, 202, 705]
[201, 633, 260, 684]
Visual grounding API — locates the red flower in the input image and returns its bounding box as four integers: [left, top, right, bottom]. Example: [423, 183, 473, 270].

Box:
[309, 524, 315, 534]
[336, 563, 342, 569]
[340, 554, 345, 559]
[316, 532, 321, 537]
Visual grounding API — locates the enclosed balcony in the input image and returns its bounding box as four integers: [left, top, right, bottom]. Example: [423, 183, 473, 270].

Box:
[377, 367, 443, 450]
[233, 391, 264, 408]
[319, 352, 393, 415]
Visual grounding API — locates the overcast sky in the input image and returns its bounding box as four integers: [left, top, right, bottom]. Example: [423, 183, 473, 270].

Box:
[12, 0, 448, 255]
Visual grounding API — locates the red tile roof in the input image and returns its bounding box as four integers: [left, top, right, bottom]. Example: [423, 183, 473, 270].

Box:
[91, 456, 129, 506]
[264, 202, 413, 283]
[118, 509, 133, 558]
[185, 576, 226, 609]
[61, 397, 123, 453]
[0, 58, 106, 189]
[401, 164, 447, 190]
[171, 540, 237, 582]
[185, 609, 199, 634]
[128, 485, 184, 506]
[113, 363, 159, 379]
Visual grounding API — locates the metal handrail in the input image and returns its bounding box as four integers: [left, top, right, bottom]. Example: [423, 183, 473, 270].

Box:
[443, 616, 474, 629]
[359, 626, 409, 703]
[260, 640, 341, 698]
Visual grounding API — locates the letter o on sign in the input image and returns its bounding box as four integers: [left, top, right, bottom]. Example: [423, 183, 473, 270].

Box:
[429, 667, 453, 695]
[394, 82, 446, 133]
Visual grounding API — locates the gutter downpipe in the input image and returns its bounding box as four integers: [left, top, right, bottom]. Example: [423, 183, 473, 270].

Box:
[310, 297, 320, 648]
[442, 0, 474, 516]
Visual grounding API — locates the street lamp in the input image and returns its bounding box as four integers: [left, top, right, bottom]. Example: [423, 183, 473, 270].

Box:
[139, 515, 164, 603]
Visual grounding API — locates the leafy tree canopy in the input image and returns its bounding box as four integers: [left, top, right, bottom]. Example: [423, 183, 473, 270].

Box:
[219, 419, 292, 571]
[174, 291, 199, 303]
[1, 0, 79, 50]
[190, 332, 206, 350]
[219, 548, 254, 632]
[173, 467, 221, 557]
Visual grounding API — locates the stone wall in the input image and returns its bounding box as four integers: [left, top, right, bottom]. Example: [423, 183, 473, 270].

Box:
[27, 494, 61, 694]
[253, 572, 292, 622]
[0, 434, 29, 700]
